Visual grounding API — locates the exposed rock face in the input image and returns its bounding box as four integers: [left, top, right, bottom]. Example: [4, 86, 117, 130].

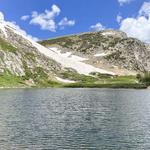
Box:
[0, 23, 61, 77]
[106, 38, 150, 72]
[40, 30, 150, 74]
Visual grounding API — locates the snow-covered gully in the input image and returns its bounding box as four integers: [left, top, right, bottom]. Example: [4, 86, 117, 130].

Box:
[1, 21, 115, 76]
[32, 44, 115, 75]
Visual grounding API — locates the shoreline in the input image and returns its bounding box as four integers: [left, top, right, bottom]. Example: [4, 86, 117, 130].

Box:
[0, 83, 148, 89]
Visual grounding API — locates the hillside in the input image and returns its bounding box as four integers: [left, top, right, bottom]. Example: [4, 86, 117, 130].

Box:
[0, 21, 115, 87]
[0, 20, 149, 88]
[40, 30, 150, 75]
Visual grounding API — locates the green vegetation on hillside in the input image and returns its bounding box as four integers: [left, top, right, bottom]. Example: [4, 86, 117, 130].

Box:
[59, 71, 97, 83]
[0, 71, 24, 87]
[137, 72, 150, 86]
[57, 71, 146, 89]
[0, 38, 17, 53]
[24, 52, 36, 62]
[0, 68, 147, 89]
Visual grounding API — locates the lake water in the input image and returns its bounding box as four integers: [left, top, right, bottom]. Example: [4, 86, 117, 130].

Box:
[0, 89, 150, 150]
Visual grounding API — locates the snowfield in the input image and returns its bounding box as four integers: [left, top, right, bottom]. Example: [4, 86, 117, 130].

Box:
[94, 53, 108, 57]
[56, 77, 76, 83]
[49, 47, 87, 61]
[1, 20, 115, 76]
[33, 44, 115, 75]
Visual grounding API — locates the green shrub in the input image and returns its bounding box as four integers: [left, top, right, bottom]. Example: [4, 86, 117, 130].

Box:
[137, 72, 150, 86]
[0, 71, 24, 87]
[59, 71, 97, 83]
[90, 72, 114, 78]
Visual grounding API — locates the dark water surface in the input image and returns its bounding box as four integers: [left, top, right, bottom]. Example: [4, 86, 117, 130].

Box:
[0, 88, 150, 150]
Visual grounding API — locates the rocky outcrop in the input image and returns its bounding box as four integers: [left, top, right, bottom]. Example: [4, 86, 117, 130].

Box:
[0, 24, 62, 78]
[104, 38, 150, 72]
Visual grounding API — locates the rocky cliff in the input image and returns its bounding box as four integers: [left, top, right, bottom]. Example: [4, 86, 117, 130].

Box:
[0, 21, 64, 86]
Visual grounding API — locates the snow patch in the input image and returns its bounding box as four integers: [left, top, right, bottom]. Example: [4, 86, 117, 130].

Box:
[50, 47, 72, 57]
[49, 47, 87, 61]
[70, 55, 87, 61]
[56, 77, 76, 83]
[101, 31, 116, 36]
[0, 21, 8, 38]
[94, 53, 108, 57]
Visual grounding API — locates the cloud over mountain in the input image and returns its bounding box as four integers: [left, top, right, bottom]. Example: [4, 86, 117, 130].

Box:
[90, 23, 105, 31]
[120, 1, 150, 43]
[0, 11, 39, 41]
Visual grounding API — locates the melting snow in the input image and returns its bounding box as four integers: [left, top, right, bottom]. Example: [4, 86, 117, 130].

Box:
[56, 77, 76, 83]
[50, 47, 87, 61]
[94, 53, 108, 57]
[70, 55, 87, 61]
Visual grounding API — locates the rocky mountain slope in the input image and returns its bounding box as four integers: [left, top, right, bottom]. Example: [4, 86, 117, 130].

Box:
[40, 30, 150, 75]
[0, 22, 62, 85]
[0, 20, 117, 87]
[0, 18, 150, 87]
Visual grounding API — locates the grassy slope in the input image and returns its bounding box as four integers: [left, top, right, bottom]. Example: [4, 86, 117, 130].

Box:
[62, 74, 146, 89]
[0, 71, 147, 89]
[0, 39, 22, 87]
[0, 72, 25, 87]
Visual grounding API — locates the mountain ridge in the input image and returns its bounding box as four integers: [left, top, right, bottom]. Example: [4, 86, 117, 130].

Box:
[40, 30, 150, 75]
[0, 20, 149, 88]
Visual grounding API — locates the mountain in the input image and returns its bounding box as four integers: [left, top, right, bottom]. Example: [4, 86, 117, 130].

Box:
[0, 20, 149, 88]
[40, 30, 150, 75]
[0, 21, 115, 87]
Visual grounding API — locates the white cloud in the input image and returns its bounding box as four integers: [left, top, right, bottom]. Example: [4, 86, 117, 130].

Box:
[58, 17, 75, 29]
[7, 21, 39, 41]
[90, 23, 105, 31]
[21, 15, 30, 21]
[116, 14, 122, 23]
[120, 1, 150, 43]
[30, 4, 61, 32]
[118, 0, 133, 6]
[139, 2, 150, 17]
[0, 11, 39, 41]
[120, 17, 150, 43]
[28, 4, 75, 32]
[0, 12, 4, 22]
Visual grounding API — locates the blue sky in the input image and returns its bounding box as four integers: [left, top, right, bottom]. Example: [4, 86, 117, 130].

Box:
[0, 0, 150, 41]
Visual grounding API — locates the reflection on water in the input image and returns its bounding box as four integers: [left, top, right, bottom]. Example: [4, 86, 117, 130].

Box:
[0, 88, 150, 149]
